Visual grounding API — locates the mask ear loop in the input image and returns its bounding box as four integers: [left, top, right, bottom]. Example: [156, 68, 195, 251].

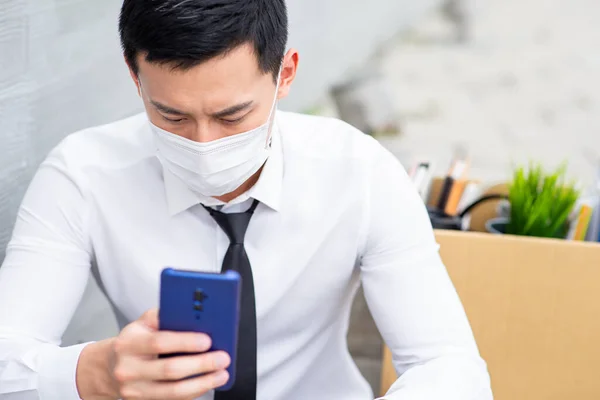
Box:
[263, 64, 284, 149]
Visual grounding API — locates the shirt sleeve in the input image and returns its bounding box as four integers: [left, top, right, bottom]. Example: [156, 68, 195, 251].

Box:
[0, 147, 94, 400]
[359, 141, 493, 400]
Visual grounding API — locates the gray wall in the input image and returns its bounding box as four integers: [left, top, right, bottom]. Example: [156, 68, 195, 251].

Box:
[285, 0, 441, 111]
[0, 0, 141, 257]
[0, 0, 440, 344]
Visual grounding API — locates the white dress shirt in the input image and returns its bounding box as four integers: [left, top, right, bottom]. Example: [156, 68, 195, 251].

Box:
[0, 111, 492, 400]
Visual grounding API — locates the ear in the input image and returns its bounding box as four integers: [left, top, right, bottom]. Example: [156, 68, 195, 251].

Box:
[277, 49, 299, 100]
[125, 56, 142, 97]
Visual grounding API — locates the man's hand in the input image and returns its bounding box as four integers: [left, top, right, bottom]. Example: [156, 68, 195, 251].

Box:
[76, 308, 230, 399]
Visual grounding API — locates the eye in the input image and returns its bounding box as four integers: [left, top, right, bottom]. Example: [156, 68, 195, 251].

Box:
[162, 115, 186, 123]
[220, 114, 248, 126]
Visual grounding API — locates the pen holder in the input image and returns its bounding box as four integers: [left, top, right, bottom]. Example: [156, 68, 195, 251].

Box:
[428, 194, 509, 231]
[427, 208, 463, 230]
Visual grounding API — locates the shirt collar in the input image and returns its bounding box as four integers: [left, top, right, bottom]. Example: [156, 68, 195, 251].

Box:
[161, 117, 284, 216]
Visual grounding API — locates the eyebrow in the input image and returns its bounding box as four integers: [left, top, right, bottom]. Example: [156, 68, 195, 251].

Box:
[150, 100, 255, 119]
[210, 101, 254, 119]
[151, 100, 187, 116]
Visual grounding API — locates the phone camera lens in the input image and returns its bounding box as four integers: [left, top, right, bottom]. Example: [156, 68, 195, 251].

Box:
[194, 289, 207, 302]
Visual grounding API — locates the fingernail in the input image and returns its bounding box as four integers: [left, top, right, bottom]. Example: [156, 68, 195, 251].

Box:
[216, 353, 230, 369]
[216, 370, 229, 385]
[198, 335, 211, 349]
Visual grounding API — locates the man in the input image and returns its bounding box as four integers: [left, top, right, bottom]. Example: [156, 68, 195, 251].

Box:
[0, 1, 492, 399]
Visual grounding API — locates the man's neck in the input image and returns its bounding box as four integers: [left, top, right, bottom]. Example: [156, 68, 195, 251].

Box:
[214, 166, 264, 204]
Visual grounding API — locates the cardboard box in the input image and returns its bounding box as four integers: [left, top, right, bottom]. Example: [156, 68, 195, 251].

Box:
[381, 230, 600, 399]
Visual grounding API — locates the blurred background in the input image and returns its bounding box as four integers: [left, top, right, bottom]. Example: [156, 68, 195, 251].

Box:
[1, 0, 599, 393]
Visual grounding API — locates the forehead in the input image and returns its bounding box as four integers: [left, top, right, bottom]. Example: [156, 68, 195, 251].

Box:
[137, 44, 269, 99]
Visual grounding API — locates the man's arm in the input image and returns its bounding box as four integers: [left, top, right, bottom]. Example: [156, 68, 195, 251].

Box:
[358, 142, 493, 399]
[0, 148, 98, 399]
[0, 142, 238, 400]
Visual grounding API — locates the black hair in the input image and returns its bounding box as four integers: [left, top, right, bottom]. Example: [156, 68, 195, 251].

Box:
[119, 0, 288, 80]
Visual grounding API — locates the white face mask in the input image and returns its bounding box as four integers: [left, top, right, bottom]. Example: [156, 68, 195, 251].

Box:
[150, 71, 281, 197]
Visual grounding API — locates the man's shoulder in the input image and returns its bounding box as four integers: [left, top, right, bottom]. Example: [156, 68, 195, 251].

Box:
[48, 112, 154, 171]
[277, 111, 383, 161]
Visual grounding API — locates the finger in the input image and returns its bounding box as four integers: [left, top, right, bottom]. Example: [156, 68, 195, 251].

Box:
[136, 370, 230, 400]
[118, 326, 212, 356]
[142, 351, 231, 381]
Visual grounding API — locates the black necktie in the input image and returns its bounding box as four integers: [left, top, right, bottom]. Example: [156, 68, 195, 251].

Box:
[203, 199, 259, 400]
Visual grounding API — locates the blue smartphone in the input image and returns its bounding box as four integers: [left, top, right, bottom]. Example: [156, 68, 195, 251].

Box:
[159, 268, 241, 391]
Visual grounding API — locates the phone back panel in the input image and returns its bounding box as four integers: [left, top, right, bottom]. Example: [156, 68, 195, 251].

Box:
[159, 268, 241, 391]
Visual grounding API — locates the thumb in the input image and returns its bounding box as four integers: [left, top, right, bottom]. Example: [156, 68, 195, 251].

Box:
[139, 308, 159, 331]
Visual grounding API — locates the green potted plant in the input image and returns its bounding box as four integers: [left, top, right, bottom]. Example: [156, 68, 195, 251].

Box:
[487, 162, 580, 239]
